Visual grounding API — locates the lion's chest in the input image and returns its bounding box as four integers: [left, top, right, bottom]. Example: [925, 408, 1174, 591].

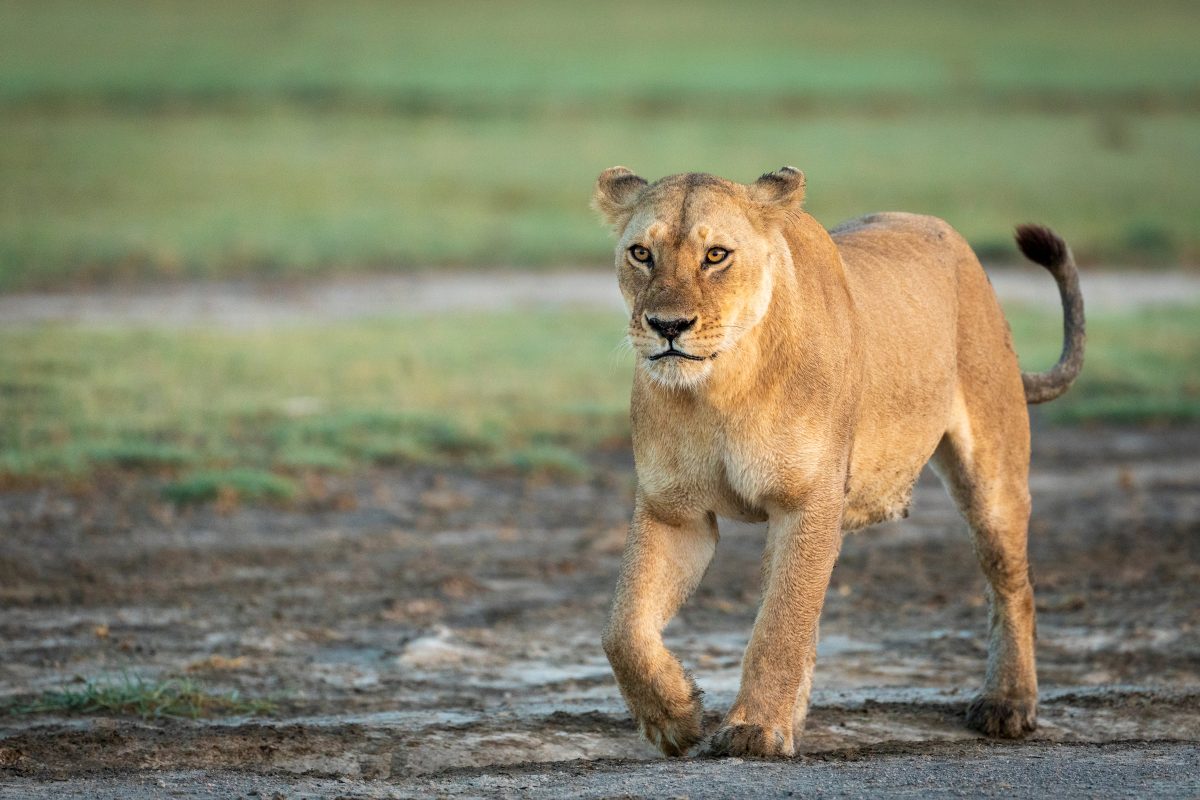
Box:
[634, 416, 811, 524]
[635, 398, 938, 531]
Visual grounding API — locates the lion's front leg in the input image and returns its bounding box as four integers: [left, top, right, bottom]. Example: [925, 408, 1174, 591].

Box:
[603, 497, 718, 757]
[707, 497, 842, 758]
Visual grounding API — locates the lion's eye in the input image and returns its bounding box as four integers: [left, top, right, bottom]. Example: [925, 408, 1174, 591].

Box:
[629, 245, 652, 265]
[705, 247, 729, 265]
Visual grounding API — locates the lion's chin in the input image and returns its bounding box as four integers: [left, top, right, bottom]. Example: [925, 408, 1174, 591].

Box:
[642, 356, 714, 390]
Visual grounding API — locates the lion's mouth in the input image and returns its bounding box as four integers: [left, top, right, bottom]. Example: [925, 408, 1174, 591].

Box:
[648, 347, 707, 362]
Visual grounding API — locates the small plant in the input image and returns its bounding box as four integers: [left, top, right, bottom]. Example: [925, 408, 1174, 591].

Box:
[7, 674, 274, 720]
[84, 441, 195, 469]
[503, 443, 589, 477]
[162, 468, 298, 505]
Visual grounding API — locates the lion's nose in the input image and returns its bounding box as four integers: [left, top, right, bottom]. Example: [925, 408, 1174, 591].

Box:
[646, 315, 697, 341]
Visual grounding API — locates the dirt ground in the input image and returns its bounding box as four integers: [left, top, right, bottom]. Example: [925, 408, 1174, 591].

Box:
[1, 422, 1198, 798]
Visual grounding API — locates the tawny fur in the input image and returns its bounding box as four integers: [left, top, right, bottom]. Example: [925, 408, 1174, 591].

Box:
[592, 166, 1085, 758]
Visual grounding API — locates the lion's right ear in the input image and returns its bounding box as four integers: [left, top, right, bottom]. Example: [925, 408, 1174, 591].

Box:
[591, 167, 648, 229]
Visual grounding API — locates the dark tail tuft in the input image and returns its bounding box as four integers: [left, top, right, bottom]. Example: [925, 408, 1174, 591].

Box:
[1015, 223, 1068, 271]
[1014, 224, 1086, 404]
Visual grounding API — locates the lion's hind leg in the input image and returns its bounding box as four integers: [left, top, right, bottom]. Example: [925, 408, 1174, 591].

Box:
[931, 385, 1038, 738]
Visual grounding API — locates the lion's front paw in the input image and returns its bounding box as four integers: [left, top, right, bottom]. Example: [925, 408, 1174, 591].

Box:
[622, 669, 705, 757]
[966, 694, 1037, 739]
[704, 723, 793, 758]
[638, 705, 704, 758]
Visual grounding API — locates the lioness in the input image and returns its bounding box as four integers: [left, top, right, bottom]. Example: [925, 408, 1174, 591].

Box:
[592, 166, 1085, 758]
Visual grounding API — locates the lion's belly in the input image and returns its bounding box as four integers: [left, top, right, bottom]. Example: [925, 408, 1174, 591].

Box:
[711, 491, 770, 524]
[842, 393, 951, 531]
[835, 217, 962, 530]
[841, 454, 927, 531]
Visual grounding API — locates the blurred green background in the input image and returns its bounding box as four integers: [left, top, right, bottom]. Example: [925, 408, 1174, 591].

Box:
[2, 0, 1199, 289]
[2, 0, 1198, 496]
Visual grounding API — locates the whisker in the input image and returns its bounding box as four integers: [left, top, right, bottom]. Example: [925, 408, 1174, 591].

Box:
[607, 335, 637, 369]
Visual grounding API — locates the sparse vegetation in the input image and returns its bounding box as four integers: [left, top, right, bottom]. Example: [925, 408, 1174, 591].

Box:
[6, 674, 274, 720]
[1, 305, 1196, 493]
[0, 310, 633, 486]
[1008, 304, 1200, 424]
[161, 469, 298, 506]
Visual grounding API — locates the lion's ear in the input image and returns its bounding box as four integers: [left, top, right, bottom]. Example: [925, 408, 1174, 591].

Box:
[592, 166, 648, 228]
[749, 166, 806, 210]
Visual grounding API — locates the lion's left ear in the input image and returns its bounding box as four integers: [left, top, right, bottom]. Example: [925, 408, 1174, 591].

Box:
[748, 166, 806, 209]
[592, 166, 648, 229]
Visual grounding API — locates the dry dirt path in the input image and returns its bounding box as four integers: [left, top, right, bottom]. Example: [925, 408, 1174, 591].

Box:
[1, 426, 1198, 797]
[1, 269, 1198, 328]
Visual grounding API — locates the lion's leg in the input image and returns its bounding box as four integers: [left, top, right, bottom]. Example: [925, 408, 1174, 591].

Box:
[932, 389, 1038, 738]
[791, 619, 819, 737]
[603, 496, 718, 757]
[707, 495, 842, 757]
[759, 540, 820, 739]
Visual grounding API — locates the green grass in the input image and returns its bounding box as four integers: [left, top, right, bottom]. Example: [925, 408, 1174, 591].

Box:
[0, 0, 1198, 288]
[2, 110, 1197, 289]
[0, 306, 1196, 492]
[3, 1, 1197, 105]
[6, 674, 274, 719]
[1008, 305, 1200, 424]
[161, 469, 298, 506]
[0, 310, 634, 485]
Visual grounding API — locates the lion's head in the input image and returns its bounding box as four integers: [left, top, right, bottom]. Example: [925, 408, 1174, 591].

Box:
[592, 167, 806, 389]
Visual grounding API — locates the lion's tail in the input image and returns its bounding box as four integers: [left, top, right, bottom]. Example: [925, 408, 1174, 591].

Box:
[1014, 224, 1086, 404]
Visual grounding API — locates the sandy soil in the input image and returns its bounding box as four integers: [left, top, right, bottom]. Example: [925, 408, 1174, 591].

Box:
[1, 424, 1198, 797]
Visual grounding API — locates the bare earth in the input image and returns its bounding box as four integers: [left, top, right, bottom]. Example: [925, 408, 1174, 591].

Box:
[1, 422, 1198, 798]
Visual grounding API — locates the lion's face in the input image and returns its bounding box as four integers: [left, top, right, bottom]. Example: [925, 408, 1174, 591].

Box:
[593, 168, 805, 389]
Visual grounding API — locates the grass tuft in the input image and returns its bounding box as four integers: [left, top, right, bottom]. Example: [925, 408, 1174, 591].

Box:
[276, 410, 493, 466]
[274, 443, 352, 472]
[502, 443, 591, 477]
[83, 441, 195, 469]
[7, 674, 274, 720]
[162, 468, 298, 506]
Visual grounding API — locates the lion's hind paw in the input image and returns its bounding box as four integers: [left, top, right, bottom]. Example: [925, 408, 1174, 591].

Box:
[966, 694, 1037, 739]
